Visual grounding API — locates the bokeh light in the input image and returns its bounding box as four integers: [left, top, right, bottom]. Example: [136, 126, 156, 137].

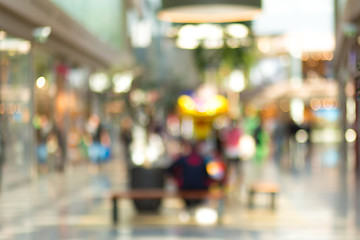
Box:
[36, 76, 46, 89]
[195, 207, 218, 225]
[345, 129, 357, 143]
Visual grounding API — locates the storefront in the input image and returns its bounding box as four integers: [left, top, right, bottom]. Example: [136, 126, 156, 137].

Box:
[0, 0, 124, 188]
[334, 0, 360, 225]
[0, 33, 34, 188]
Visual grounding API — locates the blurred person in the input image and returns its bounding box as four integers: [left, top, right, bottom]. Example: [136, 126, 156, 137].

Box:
[170, 138, 192, 160]
[273, 118, 287, 168]
[87, 114, 111, 166]
[119, 116, 133, 168]
[286, 117, 301, 173]
[35, 115, 52, 172]
[214, 129, 224, 157]
[222, 120, 243, 193]
[302, 121, 313, 174]
[100, 126, 112, 161]
[302, 107, 314, 174]
[253, 120, 270, 165]
[167, 140, 211, 209]
[52, 122, 67, 172]
[86, 114, 101, 165]
[223, 120, 241, 162]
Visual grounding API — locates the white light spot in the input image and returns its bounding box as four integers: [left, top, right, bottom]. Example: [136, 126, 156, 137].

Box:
[36, 76, 46, 89]
[295, 129, 308, 143]
[195, 207, 218, 225]
[345, 129, 357, 143]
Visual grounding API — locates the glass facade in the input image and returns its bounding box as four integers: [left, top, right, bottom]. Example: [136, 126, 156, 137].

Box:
[0, 34, 34, 188]
[33, 49, 94, 172]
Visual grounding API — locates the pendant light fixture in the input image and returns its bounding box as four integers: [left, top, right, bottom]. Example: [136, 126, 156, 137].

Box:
[158, 0, 262, 23]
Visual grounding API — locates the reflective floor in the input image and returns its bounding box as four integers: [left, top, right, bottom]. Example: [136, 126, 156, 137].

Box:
[0, 143, 359, 240]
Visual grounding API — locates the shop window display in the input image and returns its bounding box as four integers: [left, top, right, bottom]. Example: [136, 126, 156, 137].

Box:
[0, 33, 34, 188]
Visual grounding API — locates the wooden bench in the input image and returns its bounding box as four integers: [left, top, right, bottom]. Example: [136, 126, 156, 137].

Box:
[109, 189, 226, 225]
[248, 182, 280, 209]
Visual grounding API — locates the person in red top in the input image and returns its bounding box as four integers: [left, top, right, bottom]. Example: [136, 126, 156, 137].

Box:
[222, 121, 243, 195]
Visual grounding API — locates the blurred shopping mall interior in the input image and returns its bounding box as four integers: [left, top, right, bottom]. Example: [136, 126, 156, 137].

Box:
[1, 0, 360, 239]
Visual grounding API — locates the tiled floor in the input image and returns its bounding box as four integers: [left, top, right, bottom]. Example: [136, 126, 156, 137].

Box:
[0, 150, 359, 240]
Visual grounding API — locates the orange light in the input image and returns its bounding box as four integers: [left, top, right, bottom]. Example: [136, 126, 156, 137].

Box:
[310, 98, 321, 111]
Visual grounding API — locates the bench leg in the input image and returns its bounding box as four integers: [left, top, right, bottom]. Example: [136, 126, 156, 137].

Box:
[270, 193, 276, 209]
[112, 198, 118, 225]
[248, 190, 255, 209]
[217, 198, 225, 224]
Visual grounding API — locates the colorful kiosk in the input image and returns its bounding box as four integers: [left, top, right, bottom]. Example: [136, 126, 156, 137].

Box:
[177, 94, 229, 140]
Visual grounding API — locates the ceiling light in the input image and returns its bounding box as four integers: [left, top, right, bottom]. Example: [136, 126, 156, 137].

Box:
[158, 0, 261, 23]
[226, 24, 249, 38]
[176, 38, 200, 49]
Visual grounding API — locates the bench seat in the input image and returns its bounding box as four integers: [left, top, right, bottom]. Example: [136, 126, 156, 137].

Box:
[109, 189, 226, 225]
[248, 182, 280, 209]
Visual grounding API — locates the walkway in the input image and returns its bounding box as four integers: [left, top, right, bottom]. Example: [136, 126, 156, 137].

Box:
[0, 150, 359, 240]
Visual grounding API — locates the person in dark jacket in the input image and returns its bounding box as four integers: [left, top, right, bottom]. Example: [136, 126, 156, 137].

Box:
[168, 140, 210, 208]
